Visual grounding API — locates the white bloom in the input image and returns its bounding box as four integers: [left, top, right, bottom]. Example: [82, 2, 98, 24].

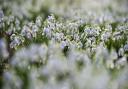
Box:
[105, 24, 112, 32]
[117, 25, 128, 32]
[60, 41, 67, 49]
[43, 27, 52, 38]
[118, 48, 124, 57]
[73, 34, 79, 41]
[10, 34, 24, 48]
[48, 15, 55, 22]
[32, 24, 38, 37]
[28, 22, 34, 27]
[101, 32, 111, 41]
[0, 39, 9, 59]
[54, 32, 64, 41]
[32, 24, 38, 32]
[36, 16, 42, 27]
[21, 25, 30, 36]
[84, 27, 99, 37]
[124, 44, 128, 52]
[21, 25, 37, 39]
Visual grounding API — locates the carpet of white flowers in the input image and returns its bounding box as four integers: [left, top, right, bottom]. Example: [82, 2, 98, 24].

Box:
[0, 0, 128, 89]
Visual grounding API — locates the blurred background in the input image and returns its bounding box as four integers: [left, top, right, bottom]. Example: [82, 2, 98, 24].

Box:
[0, 0, 128, 20]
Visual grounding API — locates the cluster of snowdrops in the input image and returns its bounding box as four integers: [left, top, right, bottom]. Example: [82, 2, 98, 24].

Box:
[0, 0, 128, 89]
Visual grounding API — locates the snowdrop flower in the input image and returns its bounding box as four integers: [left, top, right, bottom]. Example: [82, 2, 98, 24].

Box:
[66, 22, 78, 35]
[54, 32, 64, 41]
[21, 25, 30, 36]
[0, 39, 9, 59]
[55, 22, 63, 30]
[15, 18, 21, 31]
[116, 24, 128, 32]
[43, 27, 52, 38]
[5, 23, 15, 35]
[84, 27, 98, 37]
[105, 24, 112, 32]
[10, 34, 24, 48]
[21, 25, 37, 39]
[15, 18, 20, 26]
[124, 44, 128, 52]
[35, 16, 42, 27]
[112, 31, 122, 40]
[73, 34, 80, 42]
[32, 24, 38, 37]
[45, 15, 56, 31]
[101, 32, 111, 41]
[28, 22, 34, 27]
[68, 22, 78, 30]
[47, 15, 55, 22]
[60, 41, 68, 49]
[0, 10, 4, 28]
[118, 48, 124, 57]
